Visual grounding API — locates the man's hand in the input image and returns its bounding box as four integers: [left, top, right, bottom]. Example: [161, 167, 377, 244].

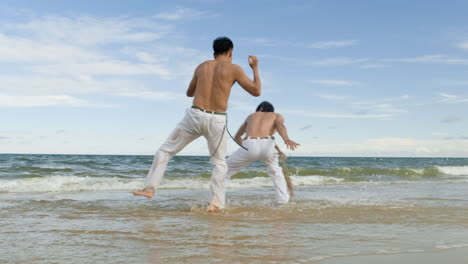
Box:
[284, 139, 300, 151]
[248, 55, 258, 69]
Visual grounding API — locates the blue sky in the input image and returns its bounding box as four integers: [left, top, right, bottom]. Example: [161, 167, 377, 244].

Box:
[1, 0, 468, 157]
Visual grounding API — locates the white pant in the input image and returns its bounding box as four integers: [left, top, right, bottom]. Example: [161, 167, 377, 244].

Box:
[144, 108, 228, 208]
[226, 138, 290, 204]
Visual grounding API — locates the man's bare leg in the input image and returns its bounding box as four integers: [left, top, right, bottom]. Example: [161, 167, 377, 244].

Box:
[132, 189, 154, 198]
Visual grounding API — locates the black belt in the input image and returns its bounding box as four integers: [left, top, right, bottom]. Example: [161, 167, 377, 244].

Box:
[191, 106, 227, 115]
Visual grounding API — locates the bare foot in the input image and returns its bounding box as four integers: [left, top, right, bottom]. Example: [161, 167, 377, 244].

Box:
[206, 203, 221, 213]
[132, 189, 154, 198]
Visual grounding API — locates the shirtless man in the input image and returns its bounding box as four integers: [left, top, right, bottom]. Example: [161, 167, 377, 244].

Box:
[226, 101, 299, 204]
[133, 37, 261, 212]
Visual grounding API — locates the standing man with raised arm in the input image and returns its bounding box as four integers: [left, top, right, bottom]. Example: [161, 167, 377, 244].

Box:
[133, 37, 261, 212]
[226, 101, 299, 205]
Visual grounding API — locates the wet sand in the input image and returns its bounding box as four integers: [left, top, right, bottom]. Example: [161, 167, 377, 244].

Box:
[319, 247, 468, 264]
[1, 187, 468, 263]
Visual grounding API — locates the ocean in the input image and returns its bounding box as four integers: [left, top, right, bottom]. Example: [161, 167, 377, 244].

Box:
[1, 154, 468, 263]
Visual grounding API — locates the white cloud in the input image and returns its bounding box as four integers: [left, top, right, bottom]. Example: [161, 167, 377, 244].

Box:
[0, 73, 188, 104]
[360, 63, 389, 69]
[312, 57, 368, 66]
[117, 91, 183, 101]
[365, 137, 422, 152]
[32, 61, 172, 79]
[0, 93, 109, 107]
[0, 23, 173, 79]
[440, 80, 468, 86]
[317, 94, 349, 101]
[443, 136, 468, 140]
[0, 12, 211, 107]
[351, 102, 406, 115]
[259, 55, 368, 67]
[457, 40, 468, 50]
[135, 51, 158, 63]
[0, 33, 103, 63]
[309, 40, 358, 49]
[368, 137, 468, 156]
[439, 93, 468, 103]
[309, 80, 356, 86]
[154, 8, 207, 21]
[310, 94, 407, 119]
[242, 38, 358, 50]
[0, 75, 170, 96]
[391, 55, 468, 65]
[282, 109, 392, 119]
[252, 38, 279, 47]
[8, 15, 167, 46]
[297, 137, 468, 157]
[432, 132, 449, 137]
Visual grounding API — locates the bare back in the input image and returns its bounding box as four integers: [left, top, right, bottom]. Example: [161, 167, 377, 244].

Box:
[245, 112, 279, 137]
[187, 55, 261, 112]
[233, 109, 297, 149]
[192, 60, 237, 112]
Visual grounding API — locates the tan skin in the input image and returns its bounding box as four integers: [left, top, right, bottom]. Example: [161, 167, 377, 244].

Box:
[234, 112, 300, 151]
[134, 49, 261, 212]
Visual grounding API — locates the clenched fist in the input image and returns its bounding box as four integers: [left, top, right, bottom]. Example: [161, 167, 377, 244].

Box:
[248, 55, 258, 69]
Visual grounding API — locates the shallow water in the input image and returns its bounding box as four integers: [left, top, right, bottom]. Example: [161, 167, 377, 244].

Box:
[1, 154, 468, 263]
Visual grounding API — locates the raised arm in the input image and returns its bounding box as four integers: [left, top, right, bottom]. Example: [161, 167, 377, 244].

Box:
[234, 56, 261, 97]
[234, 119, 248, 145]
[274, 114, 300, 151]
[186, 70, 198, 97]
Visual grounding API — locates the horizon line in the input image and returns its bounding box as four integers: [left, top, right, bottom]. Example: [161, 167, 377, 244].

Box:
[1, 153, 467, 159]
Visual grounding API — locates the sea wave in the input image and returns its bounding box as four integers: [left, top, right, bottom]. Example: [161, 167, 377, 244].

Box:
[0, 175, 343, 193]
[213, 167, 445, 180]
[435, 166, 468, 176]
[2, 165, 467, 190]
[290, 166, 468, 178]
[0, 176, 142, 193]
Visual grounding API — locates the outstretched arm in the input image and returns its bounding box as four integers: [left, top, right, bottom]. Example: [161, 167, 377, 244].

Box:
[274, 114, 300, 151]
[186, 70, 197, 97]
[234, 56, 261, 96]
[234, 119, 248, 145]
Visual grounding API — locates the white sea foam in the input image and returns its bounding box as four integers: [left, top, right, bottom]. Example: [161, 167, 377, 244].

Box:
[435, 166, 468, 176]
[436, 243, 468, 249]
[227, 175, 342, 189]
[0, 175, 343, 193]
[0, 176, 143, 193]
[230, 175, 341, 187]
[292, 175, 344, 185]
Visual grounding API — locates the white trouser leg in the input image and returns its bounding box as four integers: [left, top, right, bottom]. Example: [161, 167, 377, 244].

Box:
[205, 114, 228, 209]
[263, 149, 290, 204]
[226, 145, 253, 180]
[144, 123, 199, 191]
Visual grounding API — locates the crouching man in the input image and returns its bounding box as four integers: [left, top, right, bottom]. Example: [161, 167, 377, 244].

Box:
[226, 101, 299, 204]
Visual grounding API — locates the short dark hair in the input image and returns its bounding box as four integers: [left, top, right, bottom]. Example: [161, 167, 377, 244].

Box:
[213, 36, 233, 55]
[256, 101, 274, 112]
